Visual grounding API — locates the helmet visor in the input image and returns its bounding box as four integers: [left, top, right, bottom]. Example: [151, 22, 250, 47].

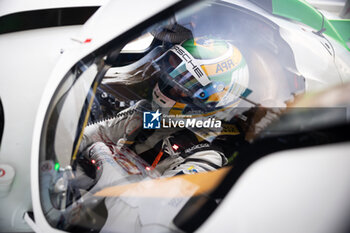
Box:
[154, 51, 203, 103]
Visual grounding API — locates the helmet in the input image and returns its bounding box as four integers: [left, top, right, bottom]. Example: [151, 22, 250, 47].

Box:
[152, 37, 249, 116]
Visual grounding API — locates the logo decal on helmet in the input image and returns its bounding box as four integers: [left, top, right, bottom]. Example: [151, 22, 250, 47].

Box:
[171, 45, 211, 86]
[201, 46, 243, 76]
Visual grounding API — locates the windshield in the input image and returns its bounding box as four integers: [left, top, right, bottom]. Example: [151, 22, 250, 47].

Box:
[38, 1, 350, 232]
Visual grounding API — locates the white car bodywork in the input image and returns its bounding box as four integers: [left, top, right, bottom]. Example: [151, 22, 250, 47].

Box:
[307, 0, 347, 18]
[0, 1, 102, 231]
[0, 25, 84, 232]
[198, 142, 350, 233]
[0, 0, 104, 17]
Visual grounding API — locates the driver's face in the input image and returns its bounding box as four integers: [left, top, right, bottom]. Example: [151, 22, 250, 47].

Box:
[168, 84, 189, 98]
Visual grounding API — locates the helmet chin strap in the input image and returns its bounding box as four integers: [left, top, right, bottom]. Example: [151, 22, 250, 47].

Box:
[151, 101, 171, 115]
[152, 83, 175, 114]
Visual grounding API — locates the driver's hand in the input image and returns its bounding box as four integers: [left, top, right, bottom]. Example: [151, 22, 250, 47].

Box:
[79, 100, 151, 152]
[240, 106, 284, 142]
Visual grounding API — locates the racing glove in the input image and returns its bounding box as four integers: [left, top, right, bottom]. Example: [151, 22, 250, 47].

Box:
[79, 99, 151, 152]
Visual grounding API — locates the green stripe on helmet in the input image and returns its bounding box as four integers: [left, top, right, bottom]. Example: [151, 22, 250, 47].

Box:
[182, 38, 229, 60]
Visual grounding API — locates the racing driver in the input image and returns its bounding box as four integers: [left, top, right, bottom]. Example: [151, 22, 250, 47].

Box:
[79, 37, 250, 179]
